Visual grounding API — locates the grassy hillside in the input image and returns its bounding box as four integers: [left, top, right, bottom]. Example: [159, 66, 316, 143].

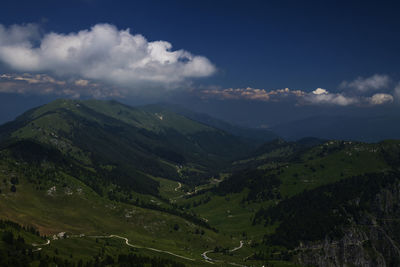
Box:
[228, 139, 395, 198]
[0, 141, 266, 266]
[0, 99, 275, 266]
[170, 139, 400, 264]
[2, 99, 400, 266]
[0, 99, 254, 194]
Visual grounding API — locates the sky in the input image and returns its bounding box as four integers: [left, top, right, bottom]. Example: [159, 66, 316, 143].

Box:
[0, 0, 400, 131]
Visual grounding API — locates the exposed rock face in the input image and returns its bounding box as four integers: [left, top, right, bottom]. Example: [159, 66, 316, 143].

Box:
[297, 182, 400, 267]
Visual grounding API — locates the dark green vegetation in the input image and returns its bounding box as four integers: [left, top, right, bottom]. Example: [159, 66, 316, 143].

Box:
[0, 99, 252, 189]
[0, 219, 186, 267]
[0, 99, 265, 266]
[175, 139, 400, 265]
[1, 99, 400, 266]
[257, 171, 400, 248]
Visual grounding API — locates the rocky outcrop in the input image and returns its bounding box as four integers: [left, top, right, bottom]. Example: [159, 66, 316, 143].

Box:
[296, 181, 400, 267]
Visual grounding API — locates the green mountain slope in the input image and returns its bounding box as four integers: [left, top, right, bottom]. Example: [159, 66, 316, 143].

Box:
[3, 99, 400, 266]
[0, 99, 253, 194]
[141, 103, 278, 142]
[0, 140, 261, 266]
[226, 139, 394, 199]
[0, 99, 272, 266]
[173, 139, 400, 265]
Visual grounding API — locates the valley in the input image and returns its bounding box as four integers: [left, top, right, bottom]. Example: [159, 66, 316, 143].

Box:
[1, 99, 400, 266]
[1, 2, 399, 266]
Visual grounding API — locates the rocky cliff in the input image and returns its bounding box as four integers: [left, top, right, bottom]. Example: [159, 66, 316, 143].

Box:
[297, 180, 400, 267]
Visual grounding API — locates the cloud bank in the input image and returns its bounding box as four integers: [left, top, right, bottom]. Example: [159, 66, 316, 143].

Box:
[0, 73, 121, 98]
[303, 88, 359, 106]
[339, 74, 391, 92]
[200, 87, 305, 102]
[303, 88, 393, 106]
[200, 74, 397, 107]
[0, 23, 216, 90]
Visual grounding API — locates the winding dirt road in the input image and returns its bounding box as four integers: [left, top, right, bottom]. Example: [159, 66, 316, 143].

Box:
[32, 239, 51, 252]
[32, 233, 246, 266]
[174, 182, 182, 192]
[230, 240, 244, 252]
[90, 234, 195, 261]
[201, 250, 215, 263]
[201, 240, 247, 266]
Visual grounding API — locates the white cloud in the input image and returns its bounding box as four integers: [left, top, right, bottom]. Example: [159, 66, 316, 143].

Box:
[312, 88, 328, 95]
[0, 23, 40, 46]
[74, 79, 89, 86]
[340, 74, 390, 92]
[0, 23, 216, 91]
[369, 93, 394, 105]
[304, 89, 358, 106]
[394, 83, 400, 102]
[302, 89, 394, 106]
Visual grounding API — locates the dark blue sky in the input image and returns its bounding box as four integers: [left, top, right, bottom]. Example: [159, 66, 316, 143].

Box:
[1, 0, 399, 89]
[0, 0, 399, 134]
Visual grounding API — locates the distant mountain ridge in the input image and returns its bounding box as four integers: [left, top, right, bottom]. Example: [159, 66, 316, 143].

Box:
[141, 103, 278, 142]
[271, 114, 400, 142]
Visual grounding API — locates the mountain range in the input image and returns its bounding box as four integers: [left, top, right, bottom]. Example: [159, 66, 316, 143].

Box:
[1, 99, 400, 267]
[271, 114, 400, 142]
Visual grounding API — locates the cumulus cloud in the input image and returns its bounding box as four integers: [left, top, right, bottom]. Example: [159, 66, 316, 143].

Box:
[303, 88, 359, 106]
[368, 93, 394, 105]
[340, 74, 391, 92]
[312, 88, 328, 95]
[0, 23, 40, 46]
[0, 23, 216, 90]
